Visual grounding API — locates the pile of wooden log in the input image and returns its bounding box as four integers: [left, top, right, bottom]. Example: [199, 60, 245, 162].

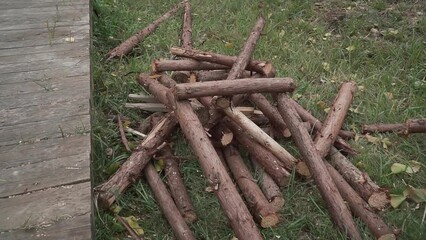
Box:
[97, 1, 424, 239]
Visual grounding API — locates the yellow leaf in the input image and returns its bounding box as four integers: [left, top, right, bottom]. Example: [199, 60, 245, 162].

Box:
[389, 29, 399, 35]
[390, 163, 407, 174]
[154, 159, 165, 172]
[224, 42, 233, 49]
[381, 137, 392, 149]
[111, 204, 122, 215]
[390, 194, 406, 208]
[346, 45, 356, 52]
[403, 186, 426, 203]
[316, 100, 327, 110]
[365, 134, 380, 145]
[324, 107, 330, 113]
[123, 216, 144, 236]
[322, 62, 330, 71]
[384, 92, 393, 100]
[406, 161, 422, 174]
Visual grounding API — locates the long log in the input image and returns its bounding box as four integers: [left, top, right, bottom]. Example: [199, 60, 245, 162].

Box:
[277, 93, 361, 240]
[138, 74, 263, 239]
[170, 47, 276, 77]
[107, 2, 182, 59]
[152, 59, 229, 72]
[144, 163, 196, 240]
[224, 118, 290, 186]
[97, 114, 177, 208]
[181, 0, 192, 49]
[173, 77, 296, 99]
[314, 81, 357, 158]
[251, 157, 285, 212]
[162, 146, 197, 224]
[223, 145, 279, 228]
[194, 70, 252, 82]
[362, 118, 426, 135]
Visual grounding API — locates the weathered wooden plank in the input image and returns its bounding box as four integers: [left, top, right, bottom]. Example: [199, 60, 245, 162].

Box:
[0, 19, 88, 31]
[0, 135, 89, 169]
[0, 40, 88, 58]
[0, 151, 90, 198]
[0, 213, 91, 240]
[0, 181, 91, 231]
[0, 0, 88, 10]
[0, 114, 90, 147]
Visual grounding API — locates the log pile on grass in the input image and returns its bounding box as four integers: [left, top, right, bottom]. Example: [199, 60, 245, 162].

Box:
[94, 1, 426, 239]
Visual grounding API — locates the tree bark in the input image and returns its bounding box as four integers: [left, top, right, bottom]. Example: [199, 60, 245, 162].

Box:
[152, 59, 229, 72]
[173, 77, 295, 99]
[362, 118, 426, 135]
[251, 157, 285, 212]
[329, 147, 389, 210]
[277, 94, 361, 240]
[97, 113, 177, 208]
[138, 74, 263, 240]
[107, 3, 182, 59]
[161, 146, 197, 224]
[194, 70, 252, 82]
[125, 103, 168, 112]
[144, 163, 196, 240]
[181, 0, 192, 49]
[223, 145, 279, 228]
[314, 81, 357, 158]
[224, 117, 290, 186]
[170, 47, 276, 77]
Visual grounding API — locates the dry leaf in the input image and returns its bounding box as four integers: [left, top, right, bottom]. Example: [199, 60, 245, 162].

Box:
[322, 62, 330, 71]
[111, 204, 122, 215]
[390, 194, 406, 208]
[346, 45, 356, 52]
[154, 159, 165, 172]
[406, 161, 422, 174]
[123, 216, 144, 236]
[365, 134, 381, 145]
[403, 186, 426, 203]
[390, 163, 407, 174]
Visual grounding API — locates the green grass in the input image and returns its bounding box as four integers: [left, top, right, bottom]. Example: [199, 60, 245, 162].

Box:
[92, 0, 426, 239]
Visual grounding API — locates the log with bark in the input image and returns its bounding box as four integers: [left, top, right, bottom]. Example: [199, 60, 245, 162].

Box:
[138, 74, 263, 240]
[223, 145, 280, 228]
[193, 70, 253, 82]
[107, 2, 183, 59]
[97, 113, 177, 208]
[362, 118, 426, 135]
[277, 93, 362, 240]
[144, 163, 196, 240]
[152, 59, 229, 73]
[181, 0, 192, 49]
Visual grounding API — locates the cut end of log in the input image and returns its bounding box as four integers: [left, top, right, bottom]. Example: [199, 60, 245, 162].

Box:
[269, 196, 285, 212]
[296, 161, 311, 178]
[261, 62, 276, 78]
[152, 60, 160, 73]
[172, 71, 191, 83]
[221, 132, 234, 146]
[368, 191, 389, 210]
[377, 233, 397, 240]
[282, 128, 292, 138]
[258, 213, 280, 228]
[214, 97, 231, 109]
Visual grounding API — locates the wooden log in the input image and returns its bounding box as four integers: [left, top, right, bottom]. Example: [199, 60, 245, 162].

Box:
[107, 2, 182, 59]
[138, 75, 263, 239]
[170, 47, 276, 77]
[181, 0, 192, 49]
[251, 157, 285, 212]
[173, 77, 296, 99]
[125, 103, 168, 112]
[223, 145, 279, 228]
[224, 118, 290, 186]
[161, 146, 197, 224]
[277, 94, 361, 240]
[97, 114, 177, 208]
[314, 81, 357, 158]
[325, 162, 396, 240]
[138, 112, 164, 134]
[194, 70, 252, 82]
[227, 16, 265, 80]
[144, 163, 196, 240]
[152, 59, 229, 72]
[128, 93, 159, 103]
[362, 118, 426, 135]
[329, 147, 389, 210]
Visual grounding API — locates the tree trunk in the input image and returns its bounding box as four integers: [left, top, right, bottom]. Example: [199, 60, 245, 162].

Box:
[144, 163, 196, 240]
[97, 114, 177, 208]
[314, 81, 356, 158]
[362, 118, 426, 135]
[173, 77, 295, 99]
[277, 94, 361, 240]
[152, 59, 228, 72]
[107, 3, 182, 59]
[223, 145, 279, 228]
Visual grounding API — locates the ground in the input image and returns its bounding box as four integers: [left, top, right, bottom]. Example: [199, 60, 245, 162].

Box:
[92, 0, 426, 239]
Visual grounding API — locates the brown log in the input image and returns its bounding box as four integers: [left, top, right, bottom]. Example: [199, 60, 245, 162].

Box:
[139, 75, 263, 239]
[144, 163, 196, 240]
[170, 47, 276, 77]
[152, 59, 229, 72]
[97, 114, 177, 208]
[173, 77, 295, 99]
[249, 113, 270, 126]
[138, 112, 164, 134]
[251, 157, 285, 212]
[223, 145, 279, 228]
[128, 93, 159, 103]
[194, 70, 252, 82]
[181, 0, 192, 49]
[107, 3, 182, 59]
[224, 118, 290, 186]
[161, 146, 197, 224]
[277, 93, 361, 240]
[227, 16, 265, 79]
[329, 147, 389, 210]
[210, 123, 234, 146]
[314, 81, 357, 158]
[362, 118, 426, 135]
[325, 162, 396, 240]
[117, 115, 131, 152]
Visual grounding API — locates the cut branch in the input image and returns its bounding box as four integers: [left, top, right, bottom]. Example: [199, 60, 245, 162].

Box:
[144, 163, 196, 240]
[107, 2, 182, 59]
[194, 70, 252, 82]
[362, 118, 426, 135]
[314, 81, 357, 158]
[277, 94, 361, 240]
[152, 59, 229, 72]
[181, 0, 192, 49]
[173, 77, 295, 99]
[223, 145, 279, 228]
[97, 113, 177, 208]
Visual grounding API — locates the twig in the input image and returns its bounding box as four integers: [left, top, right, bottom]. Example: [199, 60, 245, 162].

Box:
[117, 115, 131, 152]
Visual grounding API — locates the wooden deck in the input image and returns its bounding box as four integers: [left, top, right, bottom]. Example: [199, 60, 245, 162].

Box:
[0, 0, 92, 239]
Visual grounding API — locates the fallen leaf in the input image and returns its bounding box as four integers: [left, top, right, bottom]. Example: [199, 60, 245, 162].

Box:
[279, 30, 285, 37]
[224, 41, 233, 49]
[111, 204, 122, 215]
[322, 62, 330, 71]
[406, 161, 422, 174]
[317, 100, 328, 110]
[346, 45, 356, 52]
[154, 159, 165, 172]
[390, 163, 407, 174]
[390, 194, 406, 208]
[403, 186, 426, 203]
[381, 137, 392, 149]
[104, 162, 121, 175]
[389, 29, 399, 35]
[365, 134, 381, 145]
[384, 92, 393, 100]
[123, 216, 144, 236]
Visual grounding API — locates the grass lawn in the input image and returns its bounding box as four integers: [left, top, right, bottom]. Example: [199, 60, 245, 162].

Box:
[91, 0, 426, 239]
